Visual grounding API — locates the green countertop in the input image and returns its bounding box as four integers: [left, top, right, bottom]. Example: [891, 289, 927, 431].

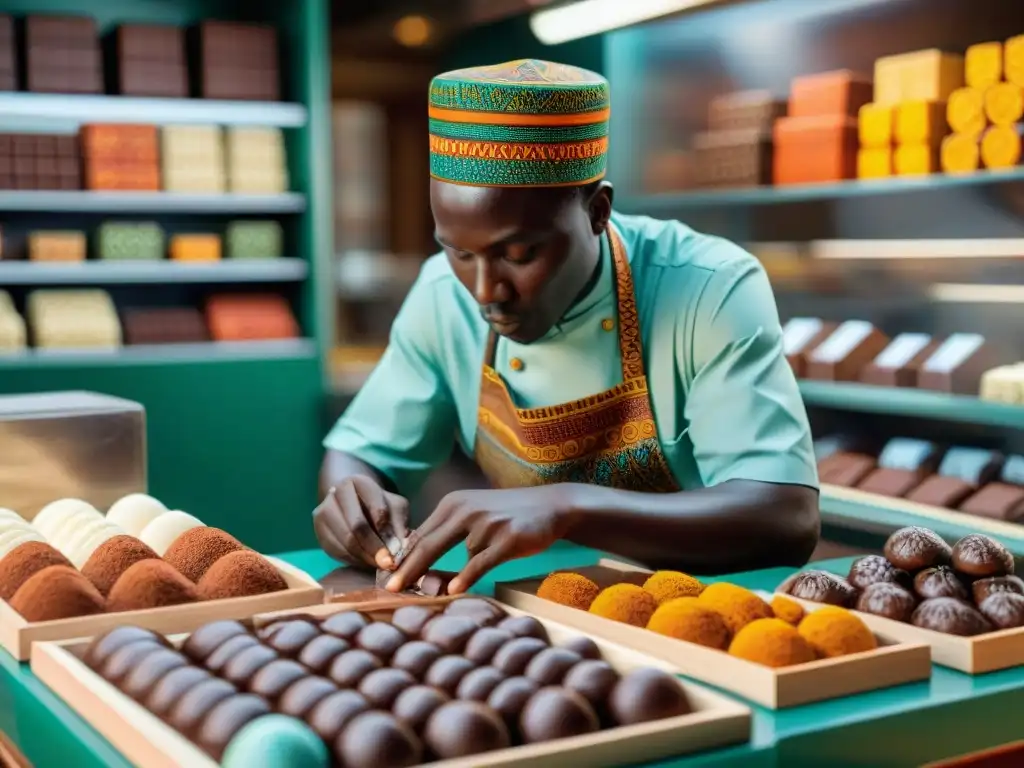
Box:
[5, 544, 1024, 767]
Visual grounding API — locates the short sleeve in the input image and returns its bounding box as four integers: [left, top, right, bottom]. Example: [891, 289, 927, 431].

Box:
[323, 266, 458, 496]
[684, 257, 818, 489]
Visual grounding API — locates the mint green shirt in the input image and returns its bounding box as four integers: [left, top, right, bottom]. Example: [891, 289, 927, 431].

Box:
[325, 212, 818, 498]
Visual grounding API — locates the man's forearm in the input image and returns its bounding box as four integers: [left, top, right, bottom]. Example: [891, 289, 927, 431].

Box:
[319, 450, 392, 496]
[560, 480, 820, 574]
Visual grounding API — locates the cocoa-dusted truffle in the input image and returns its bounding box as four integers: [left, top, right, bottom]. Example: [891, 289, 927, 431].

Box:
[421, 615, 479, 654]
[496, 615, 548, 641]
[391, 605, 438, 637]
[328, 649, 383, 687]
[781, 570, 857, 607]
[564, 659, 619, 710]
[524, 647, 581, 686]
[520, 687, 599, 743]
[884, 526, 952, 572]
[393, 685, 449, 732]
[298, 634, 349, 674]
[248, 659, 309, 700]
[856, 582, 917, 622]
[979, 592, 1024, 629]
[9, 565, 105, 621]
[278, 676, 339, 719]
[195, 694, 271, 760]
[334, 712, 422, 768]
[487, 676, 539, 732]
[106, 560, 198, 612]
[356, 621, 407, 661]
[536, 572, 602, 610]
[163, 527, 244, 583]
[492, 637, 548, 676]
[145, 665, 211, 717]
[391, 640, 443, 679]
[0, 541, 71, 601]
[609, 668, 692, 725]
[444, 597, 507, 626]
[80, 536, 158, 597]
[914, 566, 969, 601]
[196, 550, 287, 600]
[204, 634, 260, 674]
[265, 620, 320, 658]
[425, 655, 477, 694]
[457, 666, 506, 702]
[119, 648, 189, 700]
[166, 677, 237, 737]
[464, 628, 513, 665]
[560, 636, 602, 660]
[307, 690, 370, 742]
[973, 575, 1024, 605]
[85, 626, 169, 669]
[321, 611, 370, 641]
[358, 668, 416, 709]
[100, 639, 168, 685]
[847, 555, 911, 591]
[182, 620, 250, 663]
[912, 597, 994, 636]
[221, 644, 279, 687]
[951, 534, 1015, 579]
[425, 700, 511, 758]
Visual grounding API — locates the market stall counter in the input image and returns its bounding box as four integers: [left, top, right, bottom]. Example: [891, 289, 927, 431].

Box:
[5, 543, 1024, 768]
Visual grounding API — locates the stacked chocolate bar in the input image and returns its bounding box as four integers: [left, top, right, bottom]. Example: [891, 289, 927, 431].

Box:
[205, 294, 299, 341]
[692, 90, 785, 188]
[25, 14, 102, 94]
[81, 124, 160, 191]
[225, 128, 288, 193]
[0, 16, 15, 91]
[161, 125, 225, 193]
[0, 133, 80, 190]
[195, 21, 280, 101]
[121, 307, 209, 345]
[114, 24, 188, 97]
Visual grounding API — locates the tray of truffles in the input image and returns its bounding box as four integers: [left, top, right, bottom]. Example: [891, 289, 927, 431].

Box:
[777, 526, 1024, 674]
[0, 494, 323, 661]
[495, 560, 930, 708]
[30, 596, 751, 768]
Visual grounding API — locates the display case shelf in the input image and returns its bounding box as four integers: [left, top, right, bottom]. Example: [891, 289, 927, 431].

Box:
[0, 339, 318, 368]
[0, 191, 306, 213]
[0, 259, 309, 285]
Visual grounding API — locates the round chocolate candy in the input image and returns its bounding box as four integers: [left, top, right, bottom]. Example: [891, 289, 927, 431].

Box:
[356, 622, 407, 661]
[912, 597, 994, 636]
[100, 640, 167, 685]
[391, 606, 439, 637]
[496, 615, 548, 641]
[563, 659, 619, 709]
[145, 666, 211, 717]
[781, 570, 857, 607]
[328, 649, 383, 688]
[221, 644, 279, 688]
[914, 566, 969, 601]
[524, 647, 581, 686]
[520, 687, 599, 743]
[443, 598, 507, 626]
[855, 582, 917, 623]
[487, 676, 539, 731]
[181, 620, 250, 664]
[420, 615, 479, 654]
[320, 611, 370, 641]
[392, 685, 450, 733]
[358, 668, 416, 709]
[609, 668, 692, 725]
[560, 636, 602, 660]
[297, 634, 349, 675]
[979, 592, 1024, 630]
[425, 700, 511, 758]
[973, 575, 1024, 605]
[884, 527, 952, 572]
[248, 659, 310, 700]
[167, 678, 238, 737]
[266, 620, 321, 658]
[255, 621, 286, 642]
[204, 634, 260, 674]
[464, 628, 514, 665]
[119, 648, 190, 701]
[307, 690, 371, 742]
[456, 666, 506, 702]
[391, 641, 443, 679]
[491, 637, 547, 676]
[952, 534, 1015, 579]
[195, 693, 272, 760]
[424, 655, 477, 695]
[847, 555, 911, 591]
[85, 626, 169, 670]
[278, 676, 339, 719]
[334, 711, 423, 768]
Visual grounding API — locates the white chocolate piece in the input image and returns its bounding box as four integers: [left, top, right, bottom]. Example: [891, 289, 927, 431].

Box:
[139, 511, 204, 556]
[67, 524, 124, 570]
[106, 494, 168, 538]
[59, 517, 120, 565]
[0, 508, 31, 529]
[50, 512, 109, 556]
[0, 527, 44, 560]
[33, 498, 102, 542]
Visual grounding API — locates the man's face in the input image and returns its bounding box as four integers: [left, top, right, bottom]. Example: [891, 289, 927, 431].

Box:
[430, 179, 612, 344]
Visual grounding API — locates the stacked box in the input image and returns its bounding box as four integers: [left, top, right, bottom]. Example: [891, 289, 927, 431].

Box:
[0, 16, 16, 91]
[96, 222, 165, 260]
[81, 124, 160, 191]
[225, 127, 288, 193]
[692, 90, 782, 189]
[161, 125, 225, 193]
[27, 289, 122, 349]
[1004, 34, 1024, 87]
[789, 70, 872, 118]
[29, 231, 86, 262]
[0, 133, 80, 190]
[195, 21, 280, 101]
[24, 15, 102, 94]
[226, 220, 283, 259]
[115, 24, 187, 97]
[169, 233, 221, 261]
[205, 294, 298, 341]
[874, 49, 964, 105]
[0, 290, 26, 353]
[121, 307, 209, 345]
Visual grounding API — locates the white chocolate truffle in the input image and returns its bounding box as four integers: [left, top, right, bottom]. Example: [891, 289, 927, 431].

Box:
[0, 508, 28, 527]
[33, 499, 102, 542]
[0, 527, 45, 560]
[139, 511, 205, 556]
[66, 521, 125, 570]
[106, 494, 167, 537]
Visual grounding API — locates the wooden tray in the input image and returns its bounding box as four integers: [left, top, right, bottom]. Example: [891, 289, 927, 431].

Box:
[1, 557, 323, 661]
[31, 598, 751, 768]
[496, 559, 931, 709]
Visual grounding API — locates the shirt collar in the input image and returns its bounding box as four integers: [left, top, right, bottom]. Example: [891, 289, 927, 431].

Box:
[540, 227, 615, 341]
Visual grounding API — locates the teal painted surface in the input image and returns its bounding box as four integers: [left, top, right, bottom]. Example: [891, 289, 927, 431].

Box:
[9, 546, 1024, 767]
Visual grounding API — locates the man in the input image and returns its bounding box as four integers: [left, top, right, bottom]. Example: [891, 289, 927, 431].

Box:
[316, 59, 819, 595]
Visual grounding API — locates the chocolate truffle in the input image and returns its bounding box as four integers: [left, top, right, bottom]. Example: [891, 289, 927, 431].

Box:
[856, 582, 917, 623]
[248, 659, 309, 700]
[979, 592, 1024, 629]
[328, 649, 383, 687]
[912, 597, 994, 636]
[425, 655, 477, 695]
[297, 634, 349, 674]
[197, 550, 287, 600]
[563, 659, 620, 709]
[457, 666, 506, 702]
[492, 637, 548, 676]
[320, 611, 370, 641]
[266, 620, 320, 658]
[167, 678, 238, 736]
[487, 676, 539, 731]
[356, 621, 407, 661]
[334, 712, 423, 768]
[520, 687, 599, 743]
[951, 534, 1015, 579]
[10, 565, 105, 621]
[425, 700, 511, 758]
[391, 605, 438, 637]
[560, 636, 602, 660]
[205, 634, 260, 674]
[973, 575, 1024, 605]
[164, 527, 244, 583]
[914, 566, 969, 601]
[195, 694, 272, 760]
[278, 676, 339, 719]
[106, 560, 198, 612]
[182, 620, 250, 663]
[392, 685, 450, 732]
[609, 668, 692, 725]
[781, 570, 857, 607]
[847, 555, 911, 591]
[883, 526, 952, 572]
[358, 667, 416, 709]
[464, 627, 513, 665]
[443, 597, 507, 626]
[221, 644, 279, 687]
[80, 535, 158, 597]
[84, 626, 169, 669]
[120, 648, 189, 700]
[524, 647, 581, 686]
[391, 640, 443, 679]
[256, 621, 287, 641]
[101, 640, 167, 685]
[307, 690, 371, 742]
[421, 615, 479, 654]
[496, 615, 549, 641]
[0, 541, 71, 601]
[145, 665, 212, 717]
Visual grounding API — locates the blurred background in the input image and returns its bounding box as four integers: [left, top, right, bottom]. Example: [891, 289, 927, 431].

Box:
[2, 0, 1024, 558]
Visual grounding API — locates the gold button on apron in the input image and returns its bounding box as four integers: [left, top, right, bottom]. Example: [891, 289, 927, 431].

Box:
[509, 357, 524, 371]
[601, 318, 615, 332]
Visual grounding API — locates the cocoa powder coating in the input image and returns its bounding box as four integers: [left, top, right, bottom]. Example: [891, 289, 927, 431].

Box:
[0, 541, 71, 601]
[81, 535, 159, 596]
[197, 550, 288, 600]
[9, 564, 106, 621]
[107, 559, 199, 612]
[164, 527, 244, 583]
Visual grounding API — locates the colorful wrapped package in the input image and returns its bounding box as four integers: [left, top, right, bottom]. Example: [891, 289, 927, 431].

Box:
[96, 222, 165, 261]
[226, 221, 283, 259]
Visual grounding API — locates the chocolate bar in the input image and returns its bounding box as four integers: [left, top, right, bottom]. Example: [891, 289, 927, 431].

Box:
[906, 476, 975, 508]
[114, 24, 187, 97]
[819, 452, 877, 487]
[708, 90, 786, 132]
[194, 21, 280, 101]
[784, 318, 835, 377]
[857, 468, 926, 498]
[960, 483, 1024, 522]
[806, 320, 890, 382]
[25, 15, 102, 94]
[860, 333, 941, 388]
[918, 333, 997, 395]
[857, 438, 943, 498]
[0, 16, 16, 91]
[121, 308, 209, 346]
[0, 132, 80, 190]
[692, 129, 772, 188]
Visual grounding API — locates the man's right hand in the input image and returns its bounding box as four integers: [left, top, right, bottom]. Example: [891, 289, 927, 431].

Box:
[313, 475, 410, 570]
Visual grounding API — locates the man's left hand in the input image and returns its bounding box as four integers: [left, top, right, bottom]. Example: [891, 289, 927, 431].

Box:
[385, 485, 579, 595]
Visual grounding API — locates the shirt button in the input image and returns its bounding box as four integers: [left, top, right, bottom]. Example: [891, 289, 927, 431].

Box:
[509, 357, 525, 372]
[601, 318, 615, 332]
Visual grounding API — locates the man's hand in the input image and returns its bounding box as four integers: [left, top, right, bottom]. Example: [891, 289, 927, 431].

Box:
[313, 475, 410, 570]
[385, 485, 578, 595]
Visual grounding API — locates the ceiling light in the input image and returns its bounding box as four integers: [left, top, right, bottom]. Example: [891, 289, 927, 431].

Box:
[530, 0, 719, 44]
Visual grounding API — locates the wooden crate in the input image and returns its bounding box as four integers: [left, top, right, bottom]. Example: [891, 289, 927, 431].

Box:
[496, 560, 931, 709]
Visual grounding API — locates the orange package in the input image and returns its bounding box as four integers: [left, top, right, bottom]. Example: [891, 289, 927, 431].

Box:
[789, 70, 873, 118]
[170, 234, 221, 262]
[80, 124, 159, 163]
[205, 294, 299, 341]
[773, 115, 858, 185]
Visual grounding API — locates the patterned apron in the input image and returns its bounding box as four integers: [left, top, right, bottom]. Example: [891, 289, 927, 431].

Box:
[474, 226, 680, 493]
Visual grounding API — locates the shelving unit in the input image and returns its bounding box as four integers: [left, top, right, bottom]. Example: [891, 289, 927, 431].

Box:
[0, 339, 318, 367]
[0, 259, 309, 285]
[0, 191, 306, 213]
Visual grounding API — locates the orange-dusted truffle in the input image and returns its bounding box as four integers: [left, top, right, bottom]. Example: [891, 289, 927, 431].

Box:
[646, 597, 730, 650]
[164, 526, 245, 583]
[697, 582, 773, 634]
[81, 535, 159, 596]
[107, 560, 198, 612]
[771, 595, 805, 626]
[536, 572, 600, 610]
[0, 541, 71, 601]
[642, 571, 704, 605]
[588, 584, 658, 627]
[10, 565, 105, 621]
[798, 606, 877, 658]
[197, 550, 288, 600]
[728, 618, 816, 668]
